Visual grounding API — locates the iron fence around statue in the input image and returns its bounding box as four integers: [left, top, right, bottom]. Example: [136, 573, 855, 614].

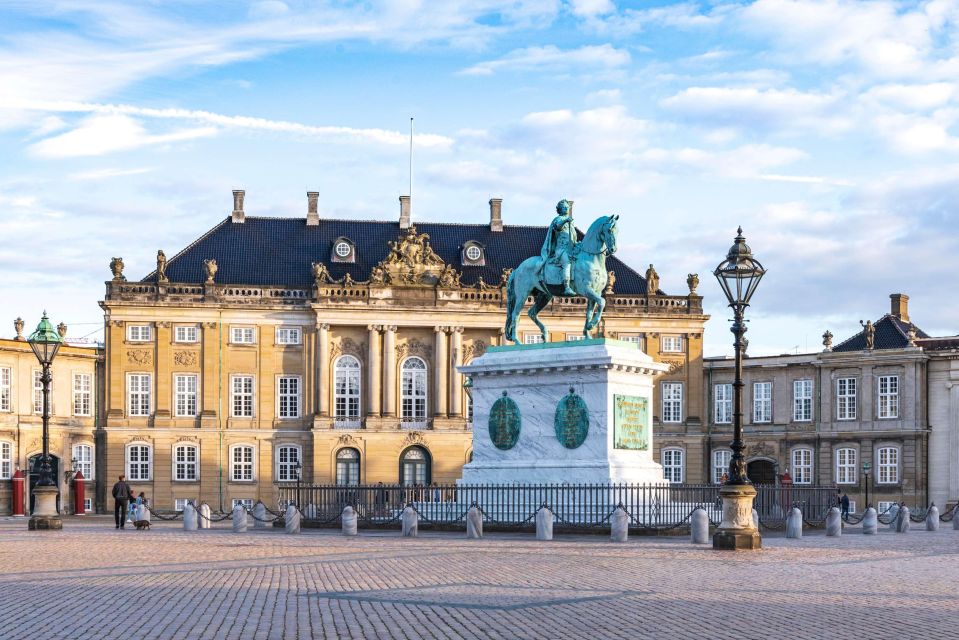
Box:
[277, 483, 839, 532]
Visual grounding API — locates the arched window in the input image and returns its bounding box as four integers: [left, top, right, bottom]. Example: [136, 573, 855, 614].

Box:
[401, 357, 428, 424]
[835, 447, 857, 484]
[877, 446, 899, 484]
[275, 445, 301, 482]
[662, 448, 684, 483]
[173, 444, 198, 481]
[334, 356, 361, 422]
[712, 449, 731, 484]
[72, 443, 93, 479]
[399, 446, 431, 486]
[0, 441, 13, 480]
[791, 448, 813, 485]
[230, 444, 255, 482]
[335, 448, 360, 486]
[126, 443, 152, 481]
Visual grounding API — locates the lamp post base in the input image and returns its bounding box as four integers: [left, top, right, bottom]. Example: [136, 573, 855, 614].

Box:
[28, 485, 62, 531]
[712, 483, 761, 550]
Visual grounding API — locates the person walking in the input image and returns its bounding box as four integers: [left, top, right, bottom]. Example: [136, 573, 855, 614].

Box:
[841, 493, 851, 518]
[111, 474, 132, 529]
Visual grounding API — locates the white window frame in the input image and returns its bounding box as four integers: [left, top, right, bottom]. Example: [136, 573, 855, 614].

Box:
[174, 374, 199, 417]
[334, 241, 352, 258]
[465, 245, 482, 261]
[400, 357, 428, 424]
[712, 449, 731, 484]
[333, 355, 361, 421]
[230, 326, 256, 345]
[335, 447, 361, 486]
[33, 369, 44, 414]
[877, 446, 900, 484]
[126, 443, 153, 481]
[72, 443, 93, 479]
[793, 379, 813, 422]
[232, 498, 254, 510]
[878, 375, 899, 419]
[565, 333, 586, 342]
[174, 498, 193, 512]
[661, 335, 683, 353]
[83, 498, 93, 513]
[173, 443, 199, 482]
[277, 375, 301, 419]
[0, 366, 11, 412]
[835, 447, 857, 485]
[791, 448, 814, 485]
[174, 325, 198, 343]
[523, 333, 544, 345]
[662, 382, 683, 423]
[846, 500, 857, 515]
[714, 383, 732, 424]
[753, 382, 772, 423]
[127, 373, 152, 417]
[275, 327, 302, 345]
[837, 377, 857, 421]
[230, 444, 255, 482]
[618, 334, 643, 345]
[73, 373, 92, 417]
[877, 501, 896, 514]
[275, 445, 301, 482]
[231, 375, 255, 418]
[661, 448, 684, 483]
[0, 441, 12, 480]
[127, 324, 152, 342]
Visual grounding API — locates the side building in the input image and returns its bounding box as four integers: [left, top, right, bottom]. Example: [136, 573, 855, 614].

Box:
[100, 192, 709, 511]
[921, 335, 959, 510]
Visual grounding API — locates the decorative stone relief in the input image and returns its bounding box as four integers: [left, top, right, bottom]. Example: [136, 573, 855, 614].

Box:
[664, 360, 684, 374]
[372, 226, 447, 287]
[747, 442, 776, 458]
[396, 338, 432, 360]
[554, 388, 589, 449]
[463, 340, 487, 361]
[126, 350, 152, 366]
[337, 434, 359, 446]
[173, 351, 198, 367]
[488, 391, 521, 451]
[403, 432, 426, 447]
[331, 337, 366, 361]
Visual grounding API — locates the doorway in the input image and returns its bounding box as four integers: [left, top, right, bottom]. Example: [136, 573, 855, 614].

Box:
[747, 459, 776, 485]
[28, 454, 60, 514]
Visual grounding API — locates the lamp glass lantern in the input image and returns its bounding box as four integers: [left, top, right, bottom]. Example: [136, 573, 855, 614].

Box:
[27, 312, 63, 368]
[713, 227, 766, 312]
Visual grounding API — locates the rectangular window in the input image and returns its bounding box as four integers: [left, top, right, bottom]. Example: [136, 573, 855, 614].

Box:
[835, 448, 857, 484]
[174, 326, 198, 343]
[126, 445, 151, 481]
[232, 498, 254, 510]
[128, 325, 152, 342]
[523, 333, 544, 344]
[83, 498, 93, 513]
[174, 445, 198, 481]
[231, 327, 255, 344]
[792, 449, 813, 484]
[877, 447, 899, 484]
[174, 374, 198, 417]
[565, 333, 586, 342]
[618, 334, 643, 344]
[662, 449, 684, 483]
[714, 384, 732, 424]
[231, 446, 254, 482]
[277, 376, 300, 419]
[712, 450, 731, 484]
[661, 336, 683, 353]
[753, 382, 772, 423]
[837, 378, 857, 420]
[877, 501, 895, 514]
[793, 379, 813, 421]
[0, 367, 10, 412]
[127, 374, 151, 417]
[846, 500, 857, 515]
[0, 442, 12, 480]
[275, 327, 302, 345]
[276, 446, 300, 482]
[231, 375, 254, 418]
[73, 373, 92, 417]
[662, 383, 683, 423]
[174, 498, 193, 512]
[33, 370, 43, 414]
[73, 444, 93, 479]
[878, 375, 899, 419]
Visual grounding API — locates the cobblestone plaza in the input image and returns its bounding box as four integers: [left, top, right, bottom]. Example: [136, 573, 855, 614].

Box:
[0, 518, 955, 639]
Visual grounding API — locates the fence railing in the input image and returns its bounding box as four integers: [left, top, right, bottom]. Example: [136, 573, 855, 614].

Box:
[276, 483, 840, 531]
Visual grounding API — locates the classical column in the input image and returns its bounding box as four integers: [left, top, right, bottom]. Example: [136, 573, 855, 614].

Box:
[434, 327, 449, 417]
[367, 325, 382, 417]
[106, 320, 125, 417]
[155, 322, 171, 419]
[449, 327, 463, 418]
[200, 322, 219, 422]
[382, 326, 397, 417]
[317, 323, 330, 417]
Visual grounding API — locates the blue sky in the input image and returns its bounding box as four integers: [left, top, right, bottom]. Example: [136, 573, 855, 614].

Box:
[2, 0, 958, 355]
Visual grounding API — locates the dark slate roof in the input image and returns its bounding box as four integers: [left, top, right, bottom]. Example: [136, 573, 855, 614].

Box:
[916, 336, 959, 351]
[832, 314, 929, 352]
[144, 217, 653, 294]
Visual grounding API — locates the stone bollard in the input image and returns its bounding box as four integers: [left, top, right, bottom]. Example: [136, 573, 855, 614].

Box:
[183, 502, 198, 531]
[285, 505, 301, 534]
[752, 508, 760, 531]
[342, 506, 358, 536]
[535, 507, 553, 541]
[466, 506, 483, 539]
[862, 507, 878, 535]
[826, 507, 842, 537]
[232, 505, 248, 533]
[887, 504, 900, 529]
[897, 506, 910, 533]
[253, 502, 269, 530]
[926, 505, 940, 532]
[954, 507, 959, 530]
[786, 507, 802, 539]
[401, 505, 418, 537]
[690, 508, 709, 544]
[610, 506, 629, 543]
[198, 503, 212, 530]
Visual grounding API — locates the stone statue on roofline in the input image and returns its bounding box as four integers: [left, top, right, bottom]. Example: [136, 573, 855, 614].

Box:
[822, 330, 833, 351]
[110, 257, 125, 282]
[311, 261, 330, 285]
[156, 250, 168, 283]
[203, 259, 218, 284]
[860, 320, 875, 350]
[645, 264, 659, 295]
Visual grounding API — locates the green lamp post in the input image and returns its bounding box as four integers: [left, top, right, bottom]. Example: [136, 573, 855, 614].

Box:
[862, 460, 872, 510]
[27, 312, 64, 530]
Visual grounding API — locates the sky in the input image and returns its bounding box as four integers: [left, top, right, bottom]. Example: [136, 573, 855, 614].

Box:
[1, 0, 958, 356]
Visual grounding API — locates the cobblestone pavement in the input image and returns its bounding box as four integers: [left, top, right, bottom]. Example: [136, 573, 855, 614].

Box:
[0, 517, 955, 640]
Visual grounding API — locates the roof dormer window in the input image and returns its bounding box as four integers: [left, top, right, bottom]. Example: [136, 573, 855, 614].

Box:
[331, 237, 355, 263]
[461, 241, 485, 266]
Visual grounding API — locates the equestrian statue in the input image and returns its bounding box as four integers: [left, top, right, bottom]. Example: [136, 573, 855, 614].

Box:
[505, 199, 619, 343]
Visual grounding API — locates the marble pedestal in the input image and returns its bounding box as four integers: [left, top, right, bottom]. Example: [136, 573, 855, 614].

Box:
[712, 484, 761, 550]
[459, 339, 669, 486]
[28, 485, 62, 531]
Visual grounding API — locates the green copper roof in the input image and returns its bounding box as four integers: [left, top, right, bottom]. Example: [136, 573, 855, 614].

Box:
[27, 312, 63, 344]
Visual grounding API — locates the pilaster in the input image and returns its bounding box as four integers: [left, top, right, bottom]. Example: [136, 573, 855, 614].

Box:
[449, 327, 463, 417]
[367, 325, 382, 417]
[107, 320, 124, 418]
[200, 322, 219, 427]
[318, 323, 330, 417]
[155, 321, 171, 421]
[383, 326, 397, 417]
[434, 327, 449, 417]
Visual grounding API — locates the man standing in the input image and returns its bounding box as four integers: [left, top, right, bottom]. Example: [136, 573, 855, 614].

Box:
[112, 474, 131, 529]
[540, 199, 578, 296]
[841, 492, 851, 518]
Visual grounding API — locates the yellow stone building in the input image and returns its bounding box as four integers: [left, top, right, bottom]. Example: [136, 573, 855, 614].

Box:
[100, 192, 708, 511]
[0, 321, 101, 514]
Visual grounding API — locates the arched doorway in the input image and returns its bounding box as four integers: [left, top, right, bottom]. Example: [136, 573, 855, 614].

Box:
[399, 446, 431, 486]
[28, 454, 60, 514]
[747, 459, 776, 485]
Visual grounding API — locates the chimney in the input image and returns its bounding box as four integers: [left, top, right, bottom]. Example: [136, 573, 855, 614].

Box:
[306, 191, 319, 226]
[399, 195, 411, 229]
[231, 189, 245, 223]
[489, 198, 503, 232]
[890, 293, 909, 322]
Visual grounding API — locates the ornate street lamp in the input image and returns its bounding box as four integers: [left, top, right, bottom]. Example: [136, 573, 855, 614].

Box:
[27, 311, 64, 531]
[712, 228, 765, 550]
[295, 461, 303, 509]
[862, 461, 872, 510]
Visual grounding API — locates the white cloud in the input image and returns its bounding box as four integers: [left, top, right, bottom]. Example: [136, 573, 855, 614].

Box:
[567, 0, 616, 18]
[29, 114, 217, 158]
[459, 44, 630, 76]
[68, 167, 154, 181]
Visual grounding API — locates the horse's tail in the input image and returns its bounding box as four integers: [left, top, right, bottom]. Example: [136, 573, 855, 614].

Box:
[504, 270, 518, 342]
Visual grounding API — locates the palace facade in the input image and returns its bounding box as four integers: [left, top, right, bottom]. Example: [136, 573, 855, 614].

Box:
[99, 192, 708, 511]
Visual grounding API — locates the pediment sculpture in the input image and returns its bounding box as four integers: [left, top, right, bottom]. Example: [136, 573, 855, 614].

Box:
[373, 226, 447, 286]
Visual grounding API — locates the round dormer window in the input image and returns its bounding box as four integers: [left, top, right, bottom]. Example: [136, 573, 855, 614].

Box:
[335, 241, 352, 258]
[465, 245, 482, 262]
